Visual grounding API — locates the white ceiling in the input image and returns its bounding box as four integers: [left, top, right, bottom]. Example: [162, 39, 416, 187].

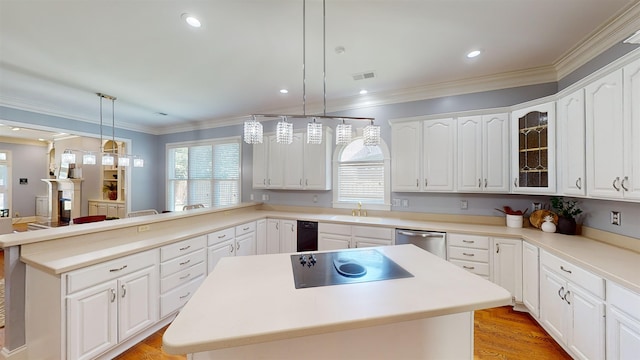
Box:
[1, 0, 640, 137]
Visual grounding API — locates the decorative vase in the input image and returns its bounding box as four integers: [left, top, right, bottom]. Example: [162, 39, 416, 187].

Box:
[108, 191, 118, 201]
[556, 216, 577, 235]
[541, 215, 557, 233]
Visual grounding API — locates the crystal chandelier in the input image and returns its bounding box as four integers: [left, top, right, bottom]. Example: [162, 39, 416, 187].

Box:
[245, 0, 377, 146]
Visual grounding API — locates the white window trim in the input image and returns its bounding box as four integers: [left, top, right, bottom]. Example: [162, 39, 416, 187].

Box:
[0, 150, 12, 218]
[332, 137, 391, 211]
[165, 136, 242, 211]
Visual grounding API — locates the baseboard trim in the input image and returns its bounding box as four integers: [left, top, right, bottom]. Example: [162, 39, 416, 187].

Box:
[0, 345, 27, 360]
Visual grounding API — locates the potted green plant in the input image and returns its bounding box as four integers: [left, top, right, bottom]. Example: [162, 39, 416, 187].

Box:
[550, 197, 583, 235]
[103, 182, 118, 201]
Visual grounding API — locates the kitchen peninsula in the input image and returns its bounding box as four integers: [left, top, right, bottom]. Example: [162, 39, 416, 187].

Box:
[162, 244, 512, 359]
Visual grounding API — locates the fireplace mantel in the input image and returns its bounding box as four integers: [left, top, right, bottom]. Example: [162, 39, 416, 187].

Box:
[41, 179, 83, 223]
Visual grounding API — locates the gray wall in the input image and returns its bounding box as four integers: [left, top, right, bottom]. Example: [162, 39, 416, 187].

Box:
[0, 142, 48, 218]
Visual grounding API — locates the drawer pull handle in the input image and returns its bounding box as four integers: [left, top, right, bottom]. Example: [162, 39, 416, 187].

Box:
[496, 243, 500, 254]
[575, 177, 582, 190]
[243, 227, 250, 231]
[218, 234, 226, 239]
[621, 176, 629, 191]
[180, 292, 191, 300]
[560, 265, 572, 274]
[478, 178, 481, 188]
[121, 284, 126, 298]
[180, 259, 191, 266]
[462, 240, 475, 244]
[236, 242, 241, 251]
[110, 288, 116, 303]
[558, 286, 565, 299]
[179, 273, 191, 280]
[462, 252, 474, 256]
[179, 245, 191, 251]
[463, 265, 475, 270]
[484, 178, 488, 188]
[564, 290, 571, 305]
[109, 265, 128, 272]
[613, 177, 621, 191]
[229, 244, 234, 253]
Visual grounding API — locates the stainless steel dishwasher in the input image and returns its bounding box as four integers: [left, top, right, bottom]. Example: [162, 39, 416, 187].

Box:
[395, 229, 446, 259]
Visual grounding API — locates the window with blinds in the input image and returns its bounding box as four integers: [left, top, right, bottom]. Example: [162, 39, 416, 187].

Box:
[337, 139, 385, 204]
[167, 139, 240, 211]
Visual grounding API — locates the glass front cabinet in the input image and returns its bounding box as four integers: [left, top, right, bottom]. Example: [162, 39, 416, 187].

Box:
[510, 102, 556, 194]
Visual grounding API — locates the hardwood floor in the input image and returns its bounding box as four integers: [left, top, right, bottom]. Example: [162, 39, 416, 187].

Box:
[2, 224, 571, 359]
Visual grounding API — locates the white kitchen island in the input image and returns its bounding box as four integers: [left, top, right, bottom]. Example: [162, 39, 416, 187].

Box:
[163, 244, 511, 359]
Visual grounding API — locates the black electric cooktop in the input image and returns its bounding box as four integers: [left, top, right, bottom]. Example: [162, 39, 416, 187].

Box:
[291, 249, 414, 289]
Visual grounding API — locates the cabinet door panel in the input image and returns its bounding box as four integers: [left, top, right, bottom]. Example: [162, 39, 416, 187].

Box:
[492, 238, 522, 302]
[267, 136, 284, 188]
[318, 233, 351, 251]
[235, 232, 256, 257]
[624, 58, 640, 200]
[607, 306, 640, 360]
[280, 220, 297, 253]
[67, 280, 118, 360]
[483, 114, 510, 192]
[391, 121, 421, 191]
[118, 266, 158, 342]
[266, 220, 281, 254]
[457, 116, 482, 192]
[207, 239, 234, 272]
[252, 141, 268, 189]
[569, 285, 605, 360]
[283, 133, 304, 189]
[558, 90, 586, 196]
[539, 267, 568, 344]
[586, 70, 624, 198]
[304, 130, 331, 190]
[422, 118, 455, 191]
[522, 242, 540, 318]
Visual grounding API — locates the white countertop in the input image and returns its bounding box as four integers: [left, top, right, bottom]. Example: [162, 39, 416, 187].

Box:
[14, 205, 640, 294]
[162, 244, 512, 355]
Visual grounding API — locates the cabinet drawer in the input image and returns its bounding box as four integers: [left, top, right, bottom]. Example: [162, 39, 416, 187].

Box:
[541, 250, 604, 298]
[447, 233, 489, 249]
[235, 221, 256, 236]
[449, 259, 490, 276]
[160, 262, 206, 293]
[352, 226, 393, 241]
[208, 227, 235, 246]
[607, 282, 640, 320]
[448, 246, 490, 263]
[160, 248, 206, 278]
[319, 222, 351, 235]
[160, 235, 206, 262]
[160, 276, 204, 318]
[66, 249, 158, 294]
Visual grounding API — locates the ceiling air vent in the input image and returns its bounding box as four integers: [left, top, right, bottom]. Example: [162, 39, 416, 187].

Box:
[352, 71, 376, 81]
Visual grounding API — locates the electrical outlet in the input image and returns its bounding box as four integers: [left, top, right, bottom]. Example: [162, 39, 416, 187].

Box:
[313, 195, 318, 203]
[250, 194, 254, 201]
[460, 200, 468, 210]
[532, 202, 541, 211]
[138, 225, 150, 232]
[14, 211, 20, 218]
[402, 199, 409, 207]
[392, 199, 401, 207]
[611, 211, 621, 226]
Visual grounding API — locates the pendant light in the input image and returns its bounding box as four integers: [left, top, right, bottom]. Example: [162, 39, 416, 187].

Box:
[307, 118, 322, 144]
[363, 120, 381, 146]
[336, 119, 352, 145]
[61, 149, 76, 164]
[276, 116, 293, 144]
[244, 115, 263, 144]
[97, 93, 144, 167]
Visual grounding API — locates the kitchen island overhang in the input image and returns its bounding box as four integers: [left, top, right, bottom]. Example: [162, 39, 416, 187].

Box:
[162, 244, 511, 359]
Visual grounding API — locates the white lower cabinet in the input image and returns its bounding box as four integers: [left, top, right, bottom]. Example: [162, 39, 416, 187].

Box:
[492, 237, 522, 303]
[539, 250, 605, 360]
[256, 219, 267, 255]
[66, 249, 159, 360]
[447, 233, 491, 279]
[606, 281, 640, 360]
[318, 223, 393, 250]
[88, 200, 126, 218]
[159, 235, 206, 318]
[522, 241, 540, 318]
[266, 218, 297, 254]
[207, 221, 257, 272]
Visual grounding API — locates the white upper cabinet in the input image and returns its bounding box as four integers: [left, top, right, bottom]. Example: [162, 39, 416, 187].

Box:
[422, 118, 456, 191]
[585, 58, 640, 201]
[457, 114, 509, 192]
[252, 129, 332, 190]
[510, 102, 556, 194]
[391, 120, 422, 191]
[558, 89, 586, 196]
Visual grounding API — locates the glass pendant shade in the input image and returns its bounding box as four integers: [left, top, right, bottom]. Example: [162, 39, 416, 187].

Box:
[307, 120, 323, 144]
[61, 151, 76, 164]
[276, 118, 293, 144]
[243, 118, 263, 144]
[336, 123, 352, 145]
[133, 157, 144, 168]
[102, 153, 115, 166]
[83, 153, 97, 165]
[118, 156, 130, 167]
[363, 124, 381, 146]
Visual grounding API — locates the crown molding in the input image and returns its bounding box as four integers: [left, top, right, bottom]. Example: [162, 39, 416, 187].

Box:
[554, 0, 640, 79]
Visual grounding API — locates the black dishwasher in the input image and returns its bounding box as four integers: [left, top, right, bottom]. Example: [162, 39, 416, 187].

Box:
[297, 221, 318, 252]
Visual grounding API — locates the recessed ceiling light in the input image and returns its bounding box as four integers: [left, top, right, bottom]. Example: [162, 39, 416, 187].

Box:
[11, 127, 20, 131]
[280, 89, 289, 94]
[181, 13, 201, 28]
[38, 138, 45, 142]
[359, 89, 368, 95]
[467, 50, 481, 58]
